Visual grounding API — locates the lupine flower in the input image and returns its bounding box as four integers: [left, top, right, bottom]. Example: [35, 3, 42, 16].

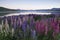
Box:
[31, 29, 37, 40]
[22, 21, 28, 38]
[19, 15, 23, 19]
[54, 18, 59, 33]
[4, 18, 10, 34]
[22, 21, 27, 32]
[17, 16, 22, 28]
[17, 17, 20, 27]
[11, 16, 13, 24]
[25, 15, 29, 21]
[40, 20, 45, 34]
[35, 19, 45, 34]
[51, 19, 57, 31]
[7, 16, 11, 26]
[11, 28, 14, 36]
[14, 16, 17, 19]
[58, 19, 60, 33]
[59, 24, 60, 33]
[45, 19, 48, 35]
[22, 16, 28, 32]
[50, 18, 59, 38]
[29, 16, 35, 29]
[35, 20, 40, 33]
[13, 18, 17, 30]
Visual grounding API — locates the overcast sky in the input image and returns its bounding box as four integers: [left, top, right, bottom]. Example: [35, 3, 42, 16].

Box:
[0, 0, 60, 9]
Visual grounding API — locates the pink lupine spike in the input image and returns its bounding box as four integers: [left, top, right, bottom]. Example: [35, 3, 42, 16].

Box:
[45, 20, 48, 35]
[35, 20, 40, 33]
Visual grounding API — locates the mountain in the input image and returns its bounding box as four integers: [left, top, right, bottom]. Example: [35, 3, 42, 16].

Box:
[0, 7, 20, 11]
[0, 7, 20, 16]
[51, 8, 60, 11]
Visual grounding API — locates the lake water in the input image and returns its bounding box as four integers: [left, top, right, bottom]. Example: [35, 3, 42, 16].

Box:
[4, 12, 51, 16]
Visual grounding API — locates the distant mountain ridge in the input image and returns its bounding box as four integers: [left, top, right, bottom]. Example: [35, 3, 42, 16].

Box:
[52, 8, 60, 11]
[0, 7, 20, 11]
[0, 7, 60, 12]
[0, 7, 20, 16]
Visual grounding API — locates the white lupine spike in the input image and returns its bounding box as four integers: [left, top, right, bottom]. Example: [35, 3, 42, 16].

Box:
[12, 28, 14, 36]
[5, 19, 10, 33]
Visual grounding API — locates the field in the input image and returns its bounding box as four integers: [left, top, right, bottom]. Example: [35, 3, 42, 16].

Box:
[0, 14, 60, 40]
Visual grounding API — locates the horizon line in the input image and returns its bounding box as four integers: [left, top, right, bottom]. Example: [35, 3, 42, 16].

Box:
[0, 6, 60, 10]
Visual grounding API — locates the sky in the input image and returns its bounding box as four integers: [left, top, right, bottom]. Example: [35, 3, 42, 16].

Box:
[0, 0, 60, 10]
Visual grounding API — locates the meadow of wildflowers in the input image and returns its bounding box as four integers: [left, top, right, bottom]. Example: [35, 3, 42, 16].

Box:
[0, 14, 60, 40]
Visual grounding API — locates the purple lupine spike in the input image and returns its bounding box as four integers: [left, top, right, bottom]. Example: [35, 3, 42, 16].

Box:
[30, 16, 35, 29]
[7, 16, 11, 20]
[11, 16, 14, 27]
[22, 21, 27, 32]
[16, 16, 20, 27]
[13, 18, 17, 30]
[17, 16, 22, 28]
[21, 21, 28, 37]
[7, 16, 11, 22]
[31, 29, 36, 37]
[19, 15, 23, 19]
[31, 29, 37, 40]
[15, 16, 18, 20]
[21, 16, 29, 37]
[16, 20, 19, 27]
[19, 19, 23, 27]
